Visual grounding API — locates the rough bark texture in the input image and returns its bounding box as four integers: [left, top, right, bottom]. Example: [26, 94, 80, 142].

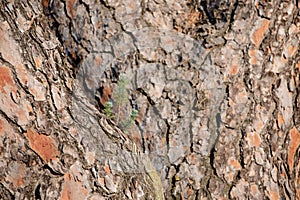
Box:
[0, 0, 299, 199]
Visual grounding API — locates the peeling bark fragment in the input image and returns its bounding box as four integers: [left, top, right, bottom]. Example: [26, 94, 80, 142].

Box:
[15, 64, 47, 101]
[266, 181, 280, 200]
[0, 65, 33, 126]
[61, 172, 89, 200]
[0, 66, 16, 94]
[247, 131, 261, 147]
[6, 162, 26, 188]
[251, 18, 270, 48]
[25, 129, 59, 163]
[276, 78, 293, 128]
[0, 21, 22, 66]
[288, 127, 300, 172]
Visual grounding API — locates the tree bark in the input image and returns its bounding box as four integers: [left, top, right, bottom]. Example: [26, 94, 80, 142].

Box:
[0, 0, 299, 199]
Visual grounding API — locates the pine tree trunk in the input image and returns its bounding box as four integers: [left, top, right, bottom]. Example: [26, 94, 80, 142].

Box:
[0, 0, 299, 199]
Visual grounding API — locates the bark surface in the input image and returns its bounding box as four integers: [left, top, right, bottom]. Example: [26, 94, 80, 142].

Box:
[0, 0, 299, 199]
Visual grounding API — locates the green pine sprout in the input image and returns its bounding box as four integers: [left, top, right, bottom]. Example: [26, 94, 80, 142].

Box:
[113, 75, 129, 124]
[130, 109, 138, 121]
[103, 75, 138, 133]
[119, 108, 139, 131]
[104, 101, 114, 119]
[113, 75, 129, 107]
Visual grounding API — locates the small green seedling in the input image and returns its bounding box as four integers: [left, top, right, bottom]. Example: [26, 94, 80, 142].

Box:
[130, 109, 138, 121]
[119, 108, 139, 131]
[103, 75, 138, 133]
[104, 101, 114, 119]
